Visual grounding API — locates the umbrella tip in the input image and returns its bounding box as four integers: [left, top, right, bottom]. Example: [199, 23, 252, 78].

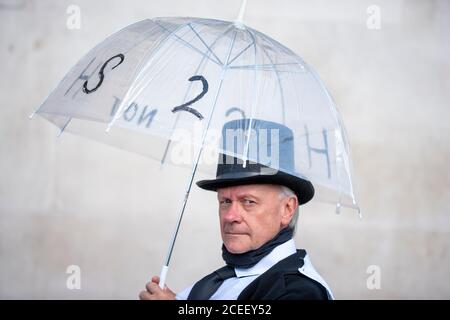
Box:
[335, 202, 341, 214]
[242, 156, 247, 168]
[357, 206, 362, 219]
[234, 0, 248, 29]
[352, 198, 362, 219]
[106, 117, 118, 133]
[233, 21, 246, 30]
[28, 112, 35, 119]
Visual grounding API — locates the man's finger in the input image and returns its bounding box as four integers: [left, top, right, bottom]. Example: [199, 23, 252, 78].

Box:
[146, 281, 162, 294]
[139, 290, 152, 300]
[145, 282, 154, 293]
[151, 276, 160, 284]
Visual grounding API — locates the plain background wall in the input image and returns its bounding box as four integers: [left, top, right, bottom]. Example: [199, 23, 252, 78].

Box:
[0, 0, 449, 299]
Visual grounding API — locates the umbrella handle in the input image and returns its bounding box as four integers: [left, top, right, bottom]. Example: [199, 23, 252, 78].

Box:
[159, 265, 169, 289]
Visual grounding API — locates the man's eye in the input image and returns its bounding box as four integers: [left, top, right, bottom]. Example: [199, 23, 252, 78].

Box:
[220, 199, 231, 205]
[243, 199, 256, 205]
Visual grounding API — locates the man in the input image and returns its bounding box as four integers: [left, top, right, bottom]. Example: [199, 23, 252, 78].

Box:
[139, 119, 333, 300]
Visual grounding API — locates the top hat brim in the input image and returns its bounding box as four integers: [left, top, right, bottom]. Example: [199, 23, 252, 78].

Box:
[196, 171, 314, 205]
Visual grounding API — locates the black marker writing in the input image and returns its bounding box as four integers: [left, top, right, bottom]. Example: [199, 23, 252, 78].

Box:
[83, 53, 125, 94]
[171, 75, 208, 120]
[225, 107, 246, 119]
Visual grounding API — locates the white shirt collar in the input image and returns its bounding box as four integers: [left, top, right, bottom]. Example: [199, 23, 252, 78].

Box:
[234, 239, 297, 278]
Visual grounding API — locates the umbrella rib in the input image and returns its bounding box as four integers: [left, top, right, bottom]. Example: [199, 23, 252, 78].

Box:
[229, 67, 306, 74]
[226, 38, 255, 66]
[154, 21, 221, 67]
[160, 24, 234, 167]
[240, 28, 258, 166]
[229, 62, 305, 71]
[291, 62, 305, 131]
[56, 118, 72, 137]
[188, 23, 223, 65]
[259, 37, 287, 125]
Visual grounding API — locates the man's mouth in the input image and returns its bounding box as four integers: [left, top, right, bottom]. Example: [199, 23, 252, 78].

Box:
[225, 232, 247, 236]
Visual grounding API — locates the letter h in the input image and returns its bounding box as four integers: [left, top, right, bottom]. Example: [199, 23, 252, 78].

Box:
[304, 125, 331, 179]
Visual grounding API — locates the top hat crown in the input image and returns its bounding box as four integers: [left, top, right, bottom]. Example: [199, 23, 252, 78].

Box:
[196, 118, 314, 205]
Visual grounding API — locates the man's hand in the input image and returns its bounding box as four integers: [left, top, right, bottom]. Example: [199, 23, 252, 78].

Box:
[139, 276, 176, 300]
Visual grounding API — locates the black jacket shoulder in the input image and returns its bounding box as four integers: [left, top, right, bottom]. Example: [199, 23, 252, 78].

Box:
[237, 250, 329, 300]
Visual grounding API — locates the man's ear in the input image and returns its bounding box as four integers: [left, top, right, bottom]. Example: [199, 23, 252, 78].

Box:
[281, 196, 298, 227]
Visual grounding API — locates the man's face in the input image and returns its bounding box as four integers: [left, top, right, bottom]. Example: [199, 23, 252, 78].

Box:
[217, 184, 297, 254]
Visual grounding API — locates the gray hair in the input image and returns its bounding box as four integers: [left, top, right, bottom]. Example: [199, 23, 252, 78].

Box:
[278, 185, 300, 235]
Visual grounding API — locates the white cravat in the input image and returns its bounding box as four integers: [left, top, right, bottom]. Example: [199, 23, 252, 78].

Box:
[176, 239, 297, 300]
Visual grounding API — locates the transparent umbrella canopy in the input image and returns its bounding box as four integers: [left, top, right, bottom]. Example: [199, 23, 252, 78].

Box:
[30, 9, 360, 288]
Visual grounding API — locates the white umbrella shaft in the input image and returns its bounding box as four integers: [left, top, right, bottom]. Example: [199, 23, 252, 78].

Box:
[158, 30, 238, 290]
[159, 265, 169, 289]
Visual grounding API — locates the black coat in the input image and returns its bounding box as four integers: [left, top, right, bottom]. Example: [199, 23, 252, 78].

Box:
[237, 250, 330, 300]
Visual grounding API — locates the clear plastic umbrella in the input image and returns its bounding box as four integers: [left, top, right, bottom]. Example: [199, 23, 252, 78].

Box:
[30, 2, 360, 288]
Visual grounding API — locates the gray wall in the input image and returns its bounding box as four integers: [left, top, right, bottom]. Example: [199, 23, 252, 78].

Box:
[0, 0, 449, 299]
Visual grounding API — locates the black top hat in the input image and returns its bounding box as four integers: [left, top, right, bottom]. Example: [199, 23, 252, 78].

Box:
[196, 119, 314, 205]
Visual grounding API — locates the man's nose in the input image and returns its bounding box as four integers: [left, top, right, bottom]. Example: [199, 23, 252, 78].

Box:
[222, 201, 242, 223]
